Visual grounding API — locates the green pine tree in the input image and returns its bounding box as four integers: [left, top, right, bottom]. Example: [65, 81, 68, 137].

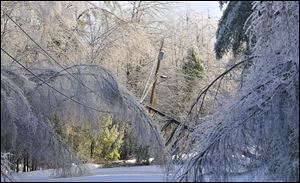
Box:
[93, 115, 124, 162]
[214, 1, 253, 59]
[182, 46, 204, 79]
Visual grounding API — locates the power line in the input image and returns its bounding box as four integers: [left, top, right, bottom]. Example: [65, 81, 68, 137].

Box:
[1, 8, 116, 104]
[1, 47, 112, 114]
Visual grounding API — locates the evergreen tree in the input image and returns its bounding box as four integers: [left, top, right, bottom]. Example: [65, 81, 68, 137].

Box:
[214, 1, 253, 59]
[95, 115, 124, 161]
[182, 46, 204, 79]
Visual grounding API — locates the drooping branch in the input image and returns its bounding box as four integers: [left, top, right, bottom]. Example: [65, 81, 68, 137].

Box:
[1, 61, 165, 172]
[187, 56, 256, 118]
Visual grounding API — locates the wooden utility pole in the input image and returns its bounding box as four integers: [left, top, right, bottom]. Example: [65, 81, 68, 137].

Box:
[149, 39, 164, 112]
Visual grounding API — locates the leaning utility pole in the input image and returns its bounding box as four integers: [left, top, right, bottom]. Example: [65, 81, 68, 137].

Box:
[149, 39, 164, 112]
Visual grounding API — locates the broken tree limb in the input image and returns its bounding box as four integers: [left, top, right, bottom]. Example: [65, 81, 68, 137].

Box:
[145, 105, 194, 132]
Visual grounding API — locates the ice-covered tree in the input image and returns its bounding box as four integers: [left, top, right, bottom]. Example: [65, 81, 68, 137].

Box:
[1, 153, 14, 182]
[1, 64, 164, 176]
[168, 1, 299, 181]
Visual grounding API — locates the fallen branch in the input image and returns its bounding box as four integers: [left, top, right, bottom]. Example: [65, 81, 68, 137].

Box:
[146, 105, 194, 132]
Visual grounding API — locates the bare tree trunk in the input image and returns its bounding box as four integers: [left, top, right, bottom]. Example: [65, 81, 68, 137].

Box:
[23, 155, 26, 172]
[90, 139, 94, 158]
[26, 152, 29, 172]
[16, 158, 19, 172]
[31, 157, 35, 171]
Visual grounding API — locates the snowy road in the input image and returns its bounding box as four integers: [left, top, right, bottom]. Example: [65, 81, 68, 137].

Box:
[3, 164, 275, 182]
[10, 165, 166, 182]
[44, 174, 164, 182]
[44, 166, 165, 182]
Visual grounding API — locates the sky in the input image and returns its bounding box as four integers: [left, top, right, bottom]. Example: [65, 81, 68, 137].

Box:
[117, 1, 226, 21]
[179, 1, 225, 20]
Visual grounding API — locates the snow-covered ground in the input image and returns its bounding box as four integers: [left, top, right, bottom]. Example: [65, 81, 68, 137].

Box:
[1, 163, 277, 182]
[5, 165, 166, 182]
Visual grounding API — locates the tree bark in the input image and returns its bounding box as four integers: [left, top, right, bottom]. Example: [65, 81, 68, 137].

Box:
[16, 158, 19, 172]
[31, 157, 35, 171]
[23, 155, 26, 172]
[26, 152, 29, 172]
[90, 139, 94, 158]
